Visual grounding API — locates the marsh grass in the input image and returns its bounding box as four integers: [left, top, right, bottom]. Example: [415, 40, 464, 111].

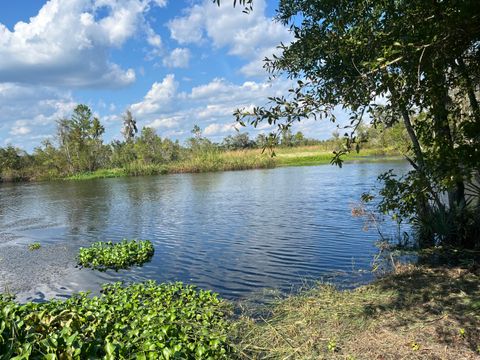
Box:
[61, 147, 401, 182]
[231, 265, 480, 359]
[2, 145, 403, 183]
[64, 150, 275, 181]
[66, 168, 126, 180]
[273, 146, 402, 167]
[169, 150, 275, 173]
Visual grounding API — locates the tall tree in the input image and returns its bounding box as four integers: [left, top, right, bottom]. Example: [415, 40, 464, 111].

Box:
[121, 109, 138, 142]
[57, 104, 106, 172]
[228, 0, 480, 248]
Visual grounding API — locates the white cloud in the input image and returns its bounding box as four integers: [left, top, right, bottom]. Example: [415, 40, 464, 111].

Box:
[0, 83, 77, 148]
[10, 124, 32, 136]
[146, 26, 162, 48]
[130, 74, 178, 116]
[147, 116, 179, 129]
[168, 7, 204, 45]
[204, 123, 236, 136]
[0, 0, 166, 87]
[127, 73, 350, 144]
[167, 0, 292, 77]
[128, 74, 295, 141]
[162, 48, 191, 68]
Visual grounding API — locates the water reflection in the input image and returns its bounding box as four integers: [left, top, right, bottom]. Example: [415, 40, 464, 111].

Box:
[0, 162, 410, 301]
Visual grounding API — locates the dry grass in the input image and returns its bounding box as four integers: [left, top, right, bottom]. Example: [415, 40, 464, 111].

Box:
[167, 150, 275, 173]
[232, 265, 480, 359]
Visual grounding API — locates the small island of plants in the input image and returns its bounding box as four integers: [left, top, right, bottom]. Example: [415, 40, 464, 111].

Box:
[77, 240, 154, 271]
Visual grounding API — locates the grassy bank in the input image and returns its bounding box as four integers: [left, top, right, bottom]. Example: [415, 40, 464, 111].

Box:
[65, 147, 402, 181]
[273, 146, 402, 167]
[66, 150, 276, 181]
[232, 264, 480, 359]
[1, 265, 477, 359]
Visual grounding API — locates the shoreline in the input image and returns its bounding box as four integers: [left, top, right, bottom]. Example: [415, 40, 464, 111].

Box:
[1, 263, 478, 358]
[232, 264, 480, 359]
[0, 147, 404, 184]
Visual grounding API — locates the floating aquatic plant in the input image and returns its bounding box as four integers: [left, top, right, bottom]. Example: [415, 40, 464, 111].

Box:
[0, 281, 232, 359]
[77, 240, 154, 271]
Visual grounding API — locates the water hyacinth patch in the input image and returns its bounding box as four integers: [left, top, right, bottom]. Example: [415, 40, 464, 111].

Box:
[27, 242, 41, 251]
[0, 281, 233, 359]
[77, 240, 154, 271]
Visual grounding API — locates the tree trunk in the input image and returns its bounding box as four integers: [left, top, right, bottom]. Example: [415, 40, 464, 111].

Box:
[457, 57, 480, 122]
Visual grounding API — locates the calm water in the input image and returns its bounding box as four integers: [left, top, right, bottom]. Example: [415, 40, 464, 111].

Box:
[0, 162, 409, 302]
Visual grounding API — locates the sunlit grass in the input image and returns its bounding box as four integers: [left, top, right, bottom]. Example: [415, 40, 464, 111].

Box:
[232, 265, 480, 359]
[62, 146, 402, 181]
[66, 168, 125, 180]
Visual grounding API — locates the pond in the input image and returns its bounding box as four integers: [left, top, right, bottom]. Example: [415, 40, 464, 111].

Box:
[0, 161, 410, 302]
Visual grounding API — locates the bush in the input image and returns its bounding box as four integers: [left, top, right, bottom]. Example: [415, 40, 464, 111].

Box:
[0, 282, 233, 359]
[78, 240, 154, 271]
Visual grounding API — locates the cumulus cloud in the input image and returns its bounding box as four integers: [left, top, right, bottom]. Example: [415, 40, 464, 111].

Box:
[162, 48, 191, 68]
[203, 123, 236, 136]
[146, 116, 180, 129]
[167, 0, 292, 77]
[130, 74, 178, 116]
[0, 0, 166, 87]
[128, 74, 294, 141]
[146, 26, 162, 48]
[127, 72, 350, 143]
[10, 123, 32, 136]
[0, 83, 77, 148]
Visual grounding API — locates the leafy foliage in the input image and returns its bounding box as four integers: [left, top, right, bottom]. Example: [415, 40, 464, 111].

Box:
[0, 281, 233, 359]
[77, 240, 154, 271]
[57, 104, 107, 173]
[231, 0, 480, 248]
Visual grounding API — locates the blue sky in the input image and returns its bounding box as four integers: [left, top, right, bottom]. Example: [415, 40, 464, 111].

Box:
[0, 0, 341, 151]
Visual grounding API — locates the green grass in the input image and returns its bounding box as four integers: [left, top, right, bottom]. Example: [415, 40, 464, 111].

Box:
[1, 265, 477, 359]
[66, 168, 126, 180]
[273, 146, 403, 167]
[167, 150, 275, 173]
[60, 147, 402, 182]
[64, 150, 275, 181]
[77, 240, 154, 271]
[231, 265, 480, 359]
[0, 282, 233, 359]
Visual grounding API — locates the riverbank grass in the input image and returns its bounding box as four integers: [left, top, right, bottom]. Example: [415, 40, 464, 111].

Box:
[232, 265, 480, 359]
[77, 240, 154, 271]
[274, 146, 402, 167]
[0, 265, 478, 358]
[63, 147, 402, 181]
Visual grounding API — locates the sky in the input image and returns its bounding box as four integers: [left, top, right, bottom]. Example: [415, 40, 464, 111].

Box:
[0, 0, 342, 151]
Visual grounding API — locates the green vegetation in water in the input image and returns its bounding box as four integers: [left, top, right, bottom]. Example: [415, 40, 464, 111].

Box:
[77, 240, 154, 271]
[0, 281, 232, 359]
[27, 243, 41, 251]
[66, 168, 126, 180]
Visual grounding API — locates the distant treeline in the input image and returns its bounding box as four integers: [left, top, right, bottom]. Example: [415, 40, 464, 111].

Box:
[0, 104, 406, 182]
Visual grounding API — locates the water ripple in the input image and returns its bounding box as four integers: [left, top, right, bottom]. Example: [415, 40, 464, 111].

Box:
[0, 162, 410, 300]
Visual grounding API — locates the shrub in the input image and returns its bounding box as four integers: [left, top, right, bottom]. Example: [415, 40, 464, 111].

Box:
[78, 240, 154, 271]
